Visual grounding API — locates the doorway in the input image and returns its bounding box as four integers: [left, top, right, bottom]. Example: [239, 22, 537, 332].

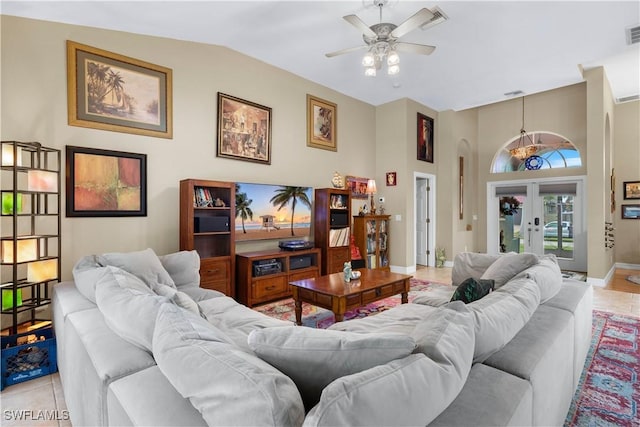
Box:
[487, 176, 586, 272]
[415, 172, 436, 267]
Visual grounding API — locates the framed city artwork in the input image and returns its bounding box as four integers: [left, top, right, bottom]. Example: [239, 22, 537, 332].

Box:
[345, 176, 369, 199]
[65, 146, 147, 217]
[217, 93, 272, 165]
[307, 94, 337, 151]
[417, 112, 434, 163]
[67, 40, 173, 138]
[623, 181, 640, 200]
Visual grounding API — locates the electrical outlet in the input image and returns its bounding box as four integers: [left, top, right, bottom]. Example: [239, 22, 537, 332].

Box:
[378, 196, 385, 204]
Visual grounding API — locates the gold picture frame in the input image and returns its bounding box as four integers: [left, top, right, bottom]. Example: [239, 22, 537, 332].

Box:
[307, 94, 337, 151]
[67, 40, 173, 139]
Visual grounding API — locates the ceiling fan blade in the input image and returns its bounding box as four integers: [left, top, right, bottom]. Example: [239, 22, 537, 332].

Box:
[343, 14, 377, 38]
[395, 42, 436, 55]
[325, 45, 367, 58]
[390, 8, 435, 38]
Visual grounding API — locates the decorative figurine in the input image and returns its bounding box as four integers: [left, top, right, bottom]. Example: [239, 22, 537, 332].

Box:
[343, 261, 352, 282]
[214, 198, 226, 207]
[331, 172, 344, 189]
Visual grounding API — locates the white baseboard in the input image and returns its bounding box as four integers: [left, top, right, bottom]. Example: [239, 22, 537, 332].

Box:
[586, 264, 617, 288]
[615, 262, 640, 270]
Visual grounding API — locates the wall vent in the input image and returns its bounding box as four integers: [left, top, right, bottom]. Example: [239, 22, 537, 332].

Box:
[616, 94, 640, 103]
[626, 24, 640, 45]
[420, 6, 448, 30]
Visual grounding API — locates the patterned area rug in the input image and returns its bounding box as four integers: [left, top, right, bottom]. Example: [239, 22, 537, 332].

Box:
[564, 310, 640, 427]
[253, 278, 447, 329]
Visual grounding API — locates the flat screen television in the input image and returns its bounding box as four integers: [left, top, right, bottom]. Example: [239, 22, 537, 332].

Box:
[235, 182, 313, 242]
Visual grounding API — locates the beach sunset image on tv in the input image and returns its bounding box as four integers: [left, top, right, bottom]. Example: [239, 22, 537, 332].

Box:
[235, 183, 313, 241]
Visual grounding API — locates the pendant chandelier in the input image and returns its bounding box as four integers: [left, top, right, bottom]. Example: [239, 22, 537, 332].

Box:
[509, 96, 536, 161]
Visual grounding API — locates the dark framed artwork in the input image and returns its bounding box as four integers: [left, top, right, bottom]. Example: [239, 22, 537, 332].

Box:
[67, 40, 173, 139]
[345, 176, 369, 199]
[623, 181, 640, 200]
[417, 112, 434, 163]
[621, 204, 640, 219]
[65, 146, 147, 217]
[307, 94, 337, 151]
[217, 93, 272, 164]
[386, 172, 397, 186]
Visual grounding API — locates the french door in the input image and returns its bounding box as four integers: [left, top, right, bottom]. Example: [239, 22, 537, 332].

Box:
[487, 177, 586, 272]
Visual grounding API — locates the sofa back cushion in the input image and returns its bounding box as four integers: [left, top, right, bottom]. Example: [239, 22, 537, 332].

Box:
[96, 248, 176, 289]
[480, 253, 539, 289]
[248, 326, 416, 411]
[72, 255, 107, 304]
[468, 276, 541, 362]
[158, 250, 200, 289]
[305, 304, 474, 427]
[95, 266, 169, 352]
[451, 252, 501, 286]
[153, 304, 305, 427]
[514, 255, 563, 303]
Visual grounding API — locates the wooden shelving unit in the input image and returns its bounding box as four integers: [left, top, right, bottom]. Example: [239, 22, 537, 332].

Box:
[313, 188, 351, 275]
[236, 248, 321, 307]
[353, 214, 391, 271]
[180, 179, 235, 297]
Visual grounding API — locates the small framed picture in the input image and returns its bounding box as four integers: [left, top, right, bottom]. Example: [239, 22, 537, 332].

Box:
[623, 181, 640, 200]
[386, 172, 397, 186]
[345, 176, 369, 199]
[621, 204, 640, 219]
[417, 113, 434, 163]
[307, 94, 337, 151]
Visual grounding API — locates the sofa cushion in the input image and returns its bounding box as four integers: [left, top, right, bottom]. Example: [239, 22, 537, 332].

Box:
[247, 326, 417, 410]
[451, 252, 501, 286]
[468, 276, 541, 363]
[514, 255, 562, 303]
[327, 302, 437, 334]
[480, 252, 539, 289]
[411, 284, 456, 307]
[152, 283, 201, 316]
[158, 250, 200, 289]
[72, 255, 109, 303]
[305, 304, 474, 427]
[153, 304, 305, 427]
[97, 247, 176, 289]
[450, 277, 494, 303]
[95, 266, 169, 352]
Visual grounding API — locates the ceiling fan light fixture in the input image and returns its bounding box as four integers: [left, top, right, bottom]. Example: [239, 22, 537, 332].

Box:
[365, 67, 377, 77]
[387, 64, 400, 75]
[362, 52, 375, 67]
[387, 50, 399, 66]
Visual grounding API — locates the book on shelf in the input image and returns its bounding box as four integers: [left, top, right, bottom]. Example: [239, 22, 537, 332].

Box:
[329, 227, 350, 247]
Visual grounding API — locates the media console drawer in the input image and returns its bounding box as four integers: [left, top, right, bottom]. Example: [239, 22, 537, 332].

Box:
[252, 276, 288, 300]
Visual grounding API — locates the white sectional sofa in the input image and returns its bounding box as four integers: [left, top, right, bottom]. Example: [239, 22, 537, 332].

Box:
[53, 249, 592, 426]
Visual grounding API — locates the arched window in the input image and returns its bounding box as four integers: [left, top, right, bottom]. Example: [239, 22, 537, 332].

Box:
[491, 131, 582, 173]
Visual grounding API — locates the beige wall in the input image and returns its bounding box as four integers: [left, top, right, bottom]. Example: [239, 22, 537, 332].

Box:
[0, 16, 376, 279]
[613, 100, 640, 264]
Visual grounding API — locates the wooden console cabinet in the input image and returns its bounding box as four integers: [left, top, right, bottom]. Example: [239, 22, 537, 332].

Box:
[180, 179, 235, 297]
[236, 248, 321, 307]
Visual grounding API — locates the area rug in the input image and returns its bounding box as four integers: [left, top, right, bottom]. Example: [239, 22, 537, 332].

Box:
[253, 278, 448, 329]
[564, 310, 640, 427]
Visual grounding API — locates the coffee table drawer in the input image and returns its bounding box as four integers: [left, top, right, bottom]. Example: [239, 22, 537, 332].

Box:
[362, 284, 395, 304]
[289, 270, 318, 283]
[252, 276, 288, 300]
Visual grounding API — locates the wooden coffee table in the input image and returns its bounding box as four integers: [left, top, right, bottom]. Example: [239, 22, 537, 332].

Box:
[289, 269, 412, 325]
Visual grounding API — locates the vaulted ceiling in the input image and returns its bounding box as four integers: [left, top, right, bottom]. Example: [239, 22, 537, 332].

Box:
[2, 1, 639, 111]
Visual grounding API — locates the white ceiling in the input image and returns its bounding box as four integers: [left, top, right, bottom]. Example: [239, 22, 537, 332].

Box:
[2, 0, 639, 111]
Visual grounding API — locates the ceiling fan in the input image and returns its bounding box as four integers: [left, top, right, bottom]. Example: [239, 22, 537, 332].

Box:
[326, 0, 439, 76]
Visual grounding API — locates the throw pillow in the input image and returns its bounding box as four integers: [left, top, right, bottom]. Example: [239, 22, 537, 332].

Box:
[451, 252, 501, 286]
[97, 248, 176, 289]
[450, 277, 495, 304]
[480, 253, 538, 289]
[95, 266, 169, 352]
[153, 304, 305, 427]
[152, 283, 202, 316]
[306, 304, 474, 427]
[158, 250, 200, 289]
[515, 256, 562, 303]
[247, 326, 417, 411]
[72, 255, 108, 303]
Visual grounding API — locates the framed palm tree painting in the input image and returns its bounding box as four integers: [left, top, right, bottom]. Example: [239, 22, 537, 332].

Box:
[67, 40, 173, 139]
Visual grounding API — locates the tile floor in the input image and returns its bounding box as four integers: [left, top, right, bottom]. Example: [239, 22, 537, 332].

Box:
[1, 266, 638, 426]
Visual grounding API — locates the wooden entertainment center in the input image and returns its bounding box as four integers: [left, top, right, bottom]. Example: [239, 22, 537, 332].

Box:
[236, 248, 321, 307]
